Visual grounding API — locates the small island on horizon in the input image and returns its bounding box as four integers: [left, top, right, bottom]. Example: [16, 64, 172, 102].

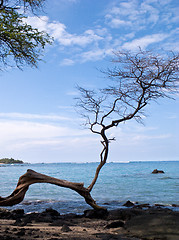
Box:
[0, 158, 24, 164]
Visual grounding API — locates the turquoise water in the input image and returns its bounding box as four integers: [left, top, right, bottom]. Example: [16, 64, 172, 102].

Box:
[0, 161, 179, 214]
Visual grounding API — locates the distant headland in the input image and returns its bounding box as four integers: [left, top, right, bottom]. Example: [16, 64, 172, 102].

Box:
[0, 158, 24, 164]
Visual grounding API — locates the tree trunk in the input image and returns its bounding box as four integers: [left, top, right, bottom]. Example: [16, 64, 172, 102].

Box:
[0, 169, 105, 210]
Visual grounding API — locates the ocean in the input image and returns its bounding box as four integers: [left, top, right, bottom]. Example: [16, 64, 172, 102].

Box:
[0, 161, 179, 214]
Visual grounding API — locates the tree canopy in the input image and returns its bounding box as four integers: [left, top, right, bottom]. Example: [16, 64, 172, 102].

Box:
[77, 50, 179, 129]
[0, 0, 52, 70]
[76, 49, 179, 191]
[0, 158, 23, 164]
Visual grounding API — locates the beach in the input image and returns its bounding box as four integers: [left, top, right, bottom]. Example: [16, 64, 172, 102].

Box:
[0, 162, 179, 239]
[0, 203, 179, 240]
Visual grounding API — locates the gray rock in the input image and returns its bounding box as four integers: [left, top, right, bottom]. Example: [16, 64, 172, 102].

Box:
[43, 208, 60, 216]
[61, 224, 72, 232]
[107, 208, 144, 221]
[124, 211, 179, 240]
[123, 200, 135, 207]
[105, 220, 124, 228]
[84, 209, 108, 219]
[152, 169, 164, 174]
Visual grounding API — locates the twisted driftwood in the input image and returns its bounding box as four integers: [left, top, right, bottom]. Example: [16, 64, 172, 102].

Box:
[0, 169, 104, 210]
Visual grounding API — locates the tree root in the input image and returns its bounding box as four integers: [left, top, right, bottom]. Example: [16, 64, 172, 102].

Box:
[0, 169, 105, 210]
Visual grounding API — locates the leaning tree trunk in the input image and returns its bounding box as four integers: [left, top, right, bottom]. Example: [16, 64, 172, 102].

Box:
[0, 129, 109, 210]
[0, 169, 106, 210]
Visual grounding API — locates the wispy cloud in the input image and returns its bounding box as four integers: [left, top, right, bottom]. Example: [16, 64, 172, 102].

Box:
[0, 112, 71, 121]
[122, 33, 168, 50]
[108, 124, 172, 147]
[79, 48, 108, 63]
[132, 134, 171, 142]
[104, 0, 178, 51]
[60, 58, 75, 66]
[58, 105, 74, 110]
[25, 16, 103, 47]
[0, 112, 176, 162]
[24, 0, 178, 65]
[0, 117, 100, 162]
[66, 91, 79, 96]
[105, 0, 175, 30]
[0, 119, 89, 140]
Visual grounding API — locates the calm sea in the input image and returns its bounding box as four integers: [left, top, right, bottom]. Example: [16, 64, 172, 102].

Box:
[0, 161, 179, 214]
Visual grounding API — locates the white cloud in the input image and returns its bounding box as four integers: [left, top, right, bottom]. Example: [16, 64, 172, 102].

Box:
[24, 15, 50, 32]
[141, 2, 159, 25]
[105, 0, 177, 31]
[58, 106, 74, 110]
[0, 119, 91, 148]
[160, 28, 179, 51]
[157, 0, 173, 6]
[0, 112, 71, 121]
[110, 18, 131, 28]
[0, 112, 177, 162]
[105, 1, 139, 29]
[132, 134, 171, 141]
[66, 0, 78, 2]
[58, 0, 78, 2]
[108, 124, 172, 147]
[66, 90, 79, 96]
[23, 0, 178, 65]
[23, 15, 115, 65]
[79, 47, 114, 63]
[60, 58, 75, 66]
[0, 117, 101, 162]
[80, 49, 106, 62]
[25, 16, 103, 47]
[122, 33, 168, 50]
[0, 120, 69, 140]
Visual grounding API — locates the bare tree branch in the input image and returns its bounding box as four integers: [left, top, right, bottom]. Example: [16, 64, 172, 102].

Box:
[78, 49, 179, 193]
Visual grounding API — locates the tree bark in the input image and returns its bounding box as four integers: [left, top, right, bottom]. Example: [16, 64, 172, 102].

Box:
[0, 169, 105, 210]
[88, 129, 109, 192]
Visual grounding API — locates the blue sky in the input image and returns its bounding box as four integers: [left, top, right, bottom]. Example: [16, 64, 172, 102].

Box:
[0, 0, 178, 163]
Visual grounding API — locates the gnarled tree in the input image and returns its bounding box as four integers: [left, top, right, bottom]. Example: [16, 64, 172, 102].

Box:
[0, 49, 178, 210]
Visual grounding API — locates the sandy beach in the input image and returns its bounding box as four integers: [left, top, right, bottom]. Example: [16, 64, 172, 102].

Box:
[0, 202, 179, 240]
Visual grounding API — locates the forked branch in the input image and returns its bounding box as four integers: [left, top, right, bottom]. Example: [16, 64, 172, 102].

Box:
[78, 49, 179, 194]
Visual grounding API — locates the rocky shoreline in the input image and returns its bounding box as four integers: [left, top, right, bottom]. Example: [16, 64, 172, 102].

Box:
[0, 202, 179, 240]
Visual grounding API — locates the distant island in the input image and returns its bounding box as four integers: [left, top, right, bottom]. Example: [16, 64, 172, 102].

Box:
[0, 158, 24, 164]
